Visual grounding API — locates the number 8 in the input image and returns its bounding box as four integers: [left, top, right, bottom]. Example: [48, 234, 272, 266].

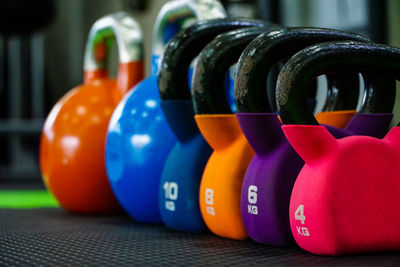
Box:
[205, 188, 214, 205]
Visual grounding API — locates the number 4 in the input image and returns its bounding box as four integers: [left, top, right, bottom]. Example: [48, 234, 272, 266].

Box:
[295, 205, 306, 224]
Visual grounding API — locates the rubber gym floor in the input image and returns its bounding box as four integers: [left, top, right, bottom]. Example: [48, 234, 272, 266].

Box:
[1, 185, 399, 266]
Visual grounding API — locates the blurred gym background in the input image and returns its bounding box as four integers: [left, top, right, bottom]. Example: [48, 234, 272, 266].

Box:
[0, 0, 398, 186]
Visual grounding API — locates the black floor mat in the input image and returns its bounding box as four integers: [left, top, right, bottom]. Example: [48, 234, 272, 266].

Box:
[0, 208, 399, 266]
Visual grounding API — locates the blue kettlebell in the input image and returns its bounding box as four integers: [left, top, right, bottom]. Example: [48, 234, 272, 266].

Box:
[105, 0, 226, 223]
[157, 18, 274, 232]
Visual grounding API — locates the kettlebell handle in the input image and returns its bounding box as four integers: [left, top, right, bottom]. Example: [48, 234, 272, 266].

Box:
[158, 18, 274, 101]
[192, 26, 281, 114]
[83, 12, 144, 95]
[151, 0, 226, 63]
[234, 27, 371, 113]
[277, 41, 400, 125]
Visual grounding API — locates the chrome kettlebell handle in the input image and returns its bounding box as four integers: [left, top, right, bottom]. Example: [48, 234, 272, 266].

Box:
[84, 12, 143, 72]
[151, 0, 226, 61]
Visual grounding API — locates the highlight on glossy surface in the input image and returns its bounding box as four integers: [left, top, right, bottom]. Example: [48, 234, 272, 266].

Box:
[40, 12, 144, 213]
[277, 41, 400, 255]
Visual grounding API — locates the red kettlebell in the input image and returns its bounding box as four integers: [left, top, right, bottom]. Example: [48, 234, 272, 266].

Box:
[40, 12, 144, 213]
[278, 41, 400, 255]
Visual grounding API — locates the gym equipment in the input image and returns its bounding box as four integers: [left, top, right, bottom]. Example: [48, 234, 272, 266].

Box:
[236, 28, 394, 246]
[193, 27, 279, 240]
[278, 41, 400, 255]
[158, 18, 271, 232]
[105, 1, 226, 223]
[40, 12, 144, 213]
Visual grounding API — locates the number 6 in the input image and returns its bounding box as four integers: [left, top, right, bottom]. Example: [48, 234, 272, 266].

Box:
[248, 185, 257, 204]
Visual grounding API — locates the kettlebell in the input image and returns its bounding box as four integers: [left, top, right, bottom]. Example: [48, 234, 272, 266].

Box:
[236, 28, 395, 246]
[105, 1, 226, 223]
[40, 12, 144, 213]
[278, 41, 400, 255]
[193, 26, 280, 240]
[158, 19, 273, 232]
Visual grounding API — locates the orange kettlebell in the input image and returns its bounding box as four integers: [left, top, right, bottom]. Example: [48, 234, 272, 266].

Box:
[40, 12, 144, 213]
[193, 28, 275, 239]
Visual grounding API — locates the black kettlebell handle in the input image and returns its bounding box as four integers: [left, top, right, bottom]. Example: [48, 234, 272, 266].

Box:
[158, 18, 276, 100]
[192, 26, 280, 114]
[324, 72, 395, 113]
[322, 73, 359, 111]
[234, 27, 371, 113]
[277, 41, 400, 125]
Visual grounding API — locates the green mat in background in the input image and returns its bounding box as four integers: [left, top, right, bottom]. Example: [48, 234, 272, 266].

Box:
[0, 190, 59, 208]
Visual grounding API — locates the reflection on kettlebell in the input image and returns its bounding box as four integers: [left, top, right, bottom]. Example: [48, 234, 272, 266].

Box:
[192, 27, 279, 240]
[40, 12, 144, 213]
[278, 41, 400, 255]
[105, 0, 226, 223]
[158, 19, 272, 232]
[236, 28, 395, 246]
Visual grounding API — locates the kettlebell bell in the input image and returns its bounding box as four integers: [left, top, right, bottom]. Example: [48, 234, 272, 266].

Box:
[105, 0, 226, 223]
[236, 28, 395, 246]
[193, 26, 280, 240]
[40, 12, 144, 213]
[278, 41, 400, 255]
[158, 18, 273, 232]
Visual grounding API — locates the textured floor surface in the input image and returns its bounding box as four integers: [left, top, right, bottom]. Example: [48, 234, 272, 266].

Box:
[0, 208, 400, 266]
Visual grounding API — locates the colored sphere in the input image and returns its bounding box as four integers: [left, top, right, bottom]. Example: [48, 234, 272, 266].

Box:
[40, 79, 122, 213]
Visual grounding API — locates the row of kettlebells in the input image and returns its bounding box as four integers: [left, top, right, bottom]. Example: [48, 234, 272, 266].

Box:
[39, 0, 400, 256]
